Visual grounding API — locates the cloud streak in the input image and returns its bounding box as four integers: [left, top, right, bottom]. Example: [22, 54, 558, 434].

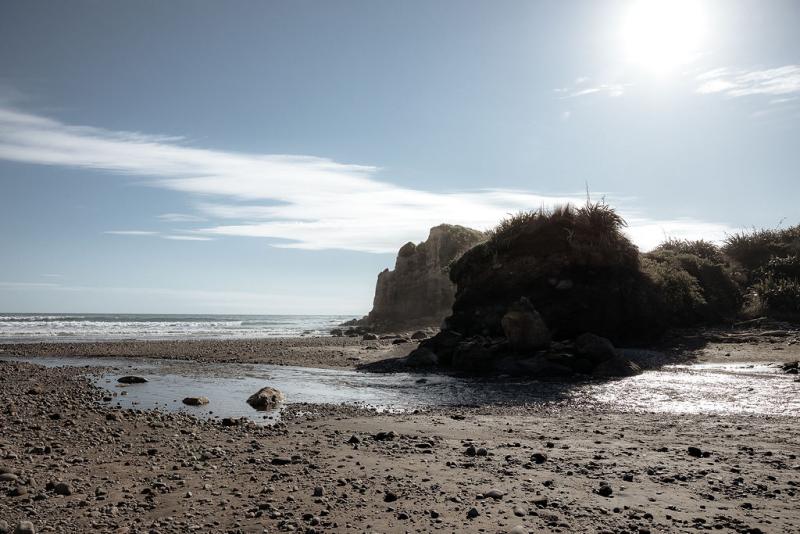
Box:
[0, 106, 735, 253]
[697, 65, 800, 98]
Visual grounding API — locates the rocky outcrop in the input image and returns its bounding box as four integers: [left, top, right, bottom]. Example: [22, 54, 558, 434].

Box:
[360, 224, 484, 332]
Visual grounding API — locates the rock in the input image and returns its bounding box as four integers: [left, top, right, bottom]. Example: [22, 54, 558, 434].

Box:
[26, 386, 43, 395]
[531, 452, 547, 464]
[781, 361, 798, 374]
[451, 339, 497, 373]
[484, 488, 504, 500]
[513, 505, 525, 517]
[508, 526, 527, 534]
[597, 484, 613, 497]
[329, 328, 343, 337]
[358, 224, 484, 332]
[53, 482, 72, 496]
[591, 357, 641, 377]
[374, 431, 396, 441]
[688, 446, 703, 458]
[313, 486, 324, 497]
[362, 333, 379, 341]
[406, 347, 438, 368]
[501, 298, 551, 350]
[246, 387, 285, 410]
[575, 333, 617, 362]
[0, 520, 8, 534]
[271, 458, 291, 466]
[467, 507, 480, 519]
[347, 434, 361, 444]
[0, 472, 19, 482]
[392, 338, 409, 344]
[465, 445, 477, 456]
[117, 376, 147, 384]
[13, 522, 34, 534]
[383, 491, 398, 503]
[182, 396, 209, 406]
[410, 330, 428, 340]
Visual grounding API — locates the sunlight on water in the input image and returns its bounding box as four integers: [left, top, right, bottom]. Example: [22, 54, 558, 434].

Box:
[2, 356, 797, 422]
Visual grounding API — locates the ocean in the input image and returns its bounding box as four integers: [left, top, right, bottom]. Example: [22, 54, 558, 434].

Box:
[0, 313, 354, 343]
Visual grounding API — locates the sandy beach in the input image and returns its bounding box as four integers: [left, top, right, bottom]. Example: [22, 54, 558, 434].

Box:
[1, 328, 799, 533]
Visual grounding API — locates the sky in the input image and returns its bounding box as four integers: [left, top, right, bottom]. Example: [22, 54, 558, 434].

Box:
[1, 0, 799, 314]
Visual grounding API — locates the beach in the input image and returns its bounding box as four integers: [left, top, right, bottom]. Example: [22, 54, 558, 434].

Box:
[1, 329, 799, 533]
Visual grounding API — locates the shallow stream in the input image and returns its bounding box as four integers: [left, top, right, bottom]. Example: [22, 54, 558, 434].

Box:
[2, 355, 798, 422]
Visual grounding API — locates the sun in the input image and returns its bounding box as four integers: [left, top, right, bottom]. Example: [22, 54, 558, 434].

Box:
[620, 0, 708, 75]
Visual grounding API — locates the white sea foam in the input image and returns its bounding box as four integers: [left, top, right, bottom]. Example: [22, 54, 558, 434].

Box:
[0, 313, 352, 342]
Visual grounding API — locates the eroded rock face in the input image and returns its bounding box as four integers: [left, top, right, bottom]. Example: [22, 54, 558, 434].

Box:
[361, 224, 484, 332]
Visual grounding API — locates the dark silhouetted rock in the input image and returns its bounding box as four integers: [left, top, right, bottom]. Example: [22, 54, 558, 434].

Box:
[501, 298, 551, 351]
[117, 376, 147, 384]
[406, 347, 438, 368]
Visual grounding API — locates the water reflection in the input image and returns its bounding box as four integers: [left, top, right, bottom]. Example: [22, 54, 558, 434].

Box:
[2, 356, 797, 422]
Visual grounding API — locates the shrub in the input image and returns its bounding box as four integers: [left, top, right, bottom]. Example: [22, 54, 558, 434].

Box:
[752, 275, 800, 320]
[654, 238, 726, 264]
[642, 250, 742, 324]
[723, 225, 800, 273]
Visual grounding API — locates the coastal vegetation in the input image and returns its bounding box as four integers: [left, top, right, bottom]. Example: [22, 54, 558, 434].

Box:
[412, 202, 798, 376]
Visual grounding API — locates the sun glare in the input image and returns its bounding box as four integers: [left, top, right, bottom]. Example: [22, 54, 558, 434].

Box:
[620, 0, 707, 75]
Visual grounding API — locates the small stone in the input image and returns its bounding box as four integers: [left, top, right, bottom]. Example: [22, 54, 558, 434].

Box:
[531, 452, 547, 464]
[467, 507, 480, 519]
[313, 486, 324, 497]
[182, 396, 209, 406]
[484, 488, 504, 500]
[53, 482, 72, 496]
[347, 434, 361, 444]
[688, 446, 703, 458]
[598, 484, 613, 497]
[509, 527, 527, 534]
[383, 491, 398, 503]
[14, 521, 35, 534]
[117, 376, 147, 384]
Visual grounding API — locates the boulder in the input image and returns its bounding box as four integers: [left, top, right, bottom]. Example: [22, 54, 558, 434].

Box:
[410, 330, 428, 340]
[406, 347, 438, 368]
[246, 387, 285, 410]
[592, 356, 641, 377]
[501, 298, 551, 351]
[574, 333, 617, 362]
[451, 339, 497, 373]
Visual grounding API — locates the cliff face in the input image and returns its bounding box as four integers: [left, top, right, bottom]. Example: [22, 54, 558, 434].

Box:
[363, 224, 484, 331]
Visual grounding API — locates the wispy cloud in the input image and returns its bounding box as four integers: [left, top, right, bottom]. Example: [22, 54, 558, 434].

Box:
[156, 213, 207, 223]
[161, 235, 214, 241]
[104, 230, 158, 236]
[0, 105, 734, 253]
[696, 65, 800, 98]
[556, 78, 628, 99]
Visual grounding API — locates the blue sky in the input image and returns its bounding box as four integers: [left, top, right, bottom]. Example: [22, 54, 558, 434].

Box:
[1, 0, 799, 314]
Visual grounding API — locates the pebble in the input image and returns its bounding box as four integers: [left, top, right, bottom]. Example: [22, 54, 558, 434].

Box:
[467, 507, 480, 519]
[13, 521, 35, 534]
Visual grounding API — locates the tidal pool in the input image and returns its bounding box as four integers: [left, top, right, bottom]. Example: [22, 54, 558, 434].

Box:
[2, 355, 798, 422]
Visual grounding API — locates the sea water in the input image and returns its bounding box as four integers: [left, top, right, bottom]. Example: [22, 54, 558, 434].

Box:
[0, 313, 352, 342]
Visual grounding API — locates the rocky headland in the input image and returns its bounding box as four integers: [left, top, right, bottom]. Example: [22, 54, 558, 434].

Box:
[352, 224, 484, 333]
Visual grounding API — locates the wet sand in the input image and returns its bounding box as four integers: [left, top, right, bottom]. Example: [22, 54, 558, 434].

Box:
[1, 361, 799, 533]
[1, 327, 799, 533]
[0, 336, 414, 369]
